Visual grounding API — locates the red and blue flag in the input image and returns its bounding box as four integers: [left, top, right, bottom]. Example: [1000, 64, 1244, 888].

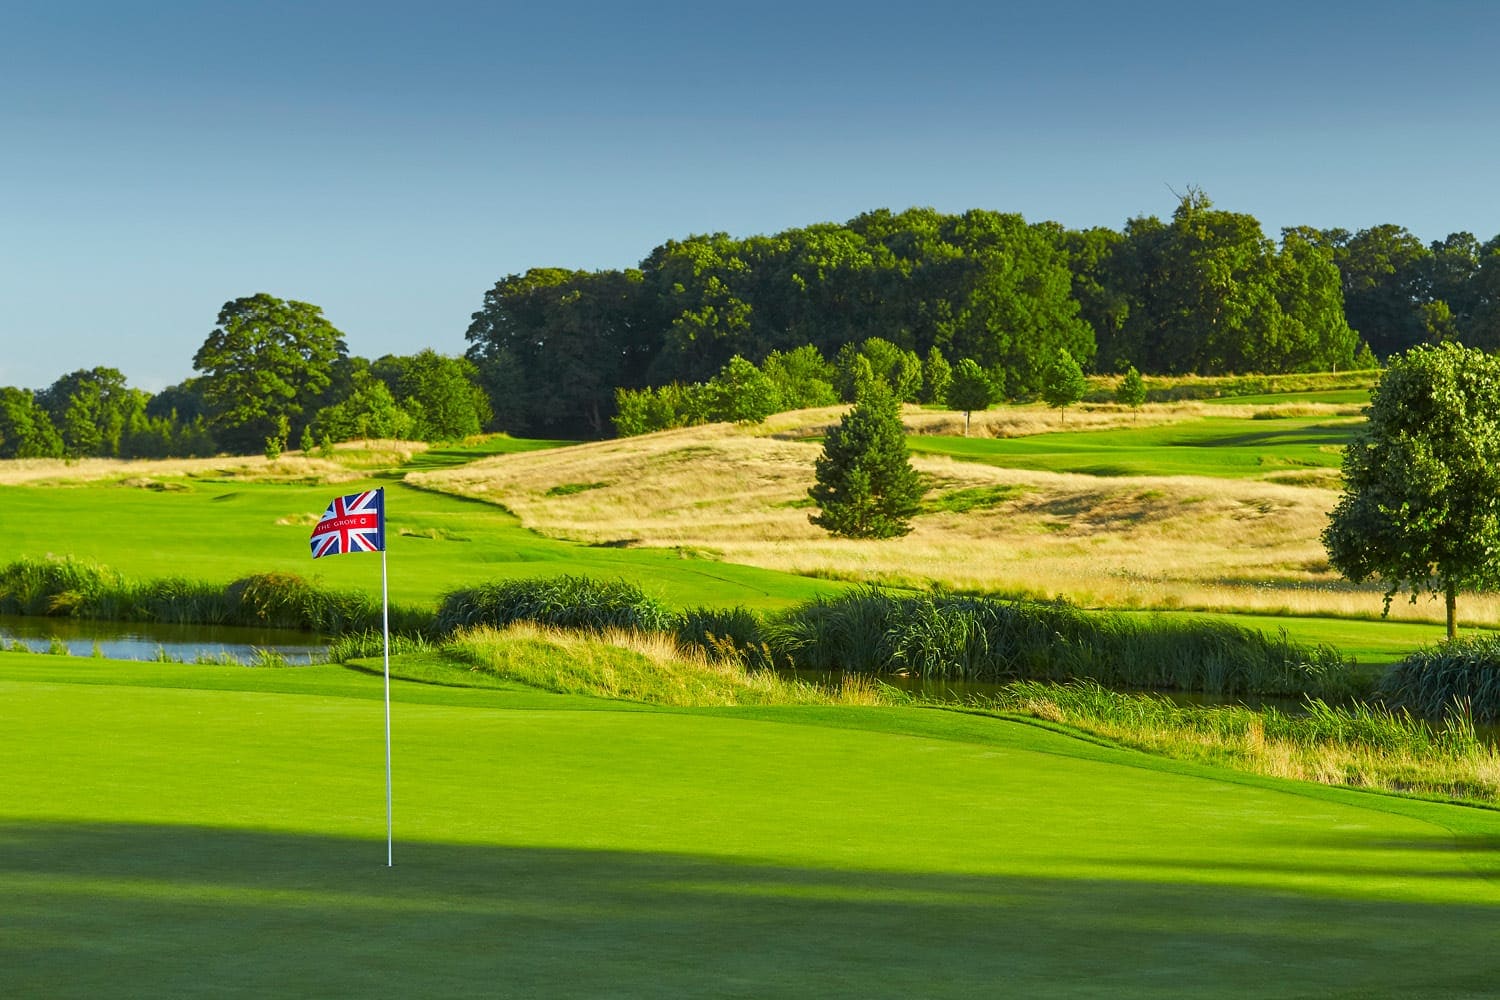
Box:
[310, 488, 386, 558]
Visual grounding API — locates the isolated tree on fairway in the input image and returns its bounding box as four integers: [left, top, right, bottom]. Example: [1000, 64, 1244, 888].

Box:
[1042, 348, 1087, 423]
[193, 294, 347, 454]
[1322, 343, 1500, 638]
[1115, 365, 1146, 420]
[809, 383, 926, 539]
[945, 359, 996, 436]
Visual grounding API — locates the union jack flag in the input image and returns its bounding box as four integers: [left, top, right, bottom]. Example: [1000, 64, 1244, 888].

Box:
[310, 489, 386, 558]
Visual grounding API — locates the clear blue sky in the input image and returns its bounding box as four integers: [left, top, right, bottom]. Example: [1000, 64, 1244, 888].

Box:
[3, 0, 1496, 391]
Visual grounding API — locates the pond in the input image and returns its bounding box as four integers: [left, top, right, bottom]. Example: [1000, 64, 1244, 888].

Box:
[0, 614, 327, 665]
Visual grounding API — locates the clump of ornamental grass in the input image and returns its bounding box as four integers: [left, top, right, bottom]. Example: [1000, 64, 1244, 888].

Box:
[992, 679, 1500, 804]
[1379, 634, 1500, 722]
[435, 574, 677, 635]
[441, 622, 891, 707]
[759, 586, 1352, 698]
[326, 630, 437, 663]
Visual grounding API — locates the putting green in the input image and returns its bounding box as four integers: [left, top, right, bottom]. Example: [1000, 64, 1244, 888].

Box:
[4, 655, 1499, 998]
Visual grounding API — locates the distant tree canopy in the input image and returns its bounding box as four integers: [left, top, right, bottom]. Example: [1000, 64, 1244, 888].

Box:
[465, 193, 1490, 439]
[8, 194, 1500, 457]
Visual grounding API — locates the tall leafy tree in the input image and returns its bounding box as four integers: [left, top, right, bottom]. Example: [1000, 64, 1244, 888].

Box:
[466, 267, 647, 437]
[1323, 343, 1500, 638]
[705, 355, 780, 423]
[761, 345, 837, 410]
[193, 294, 347, 454]
[809, 383, 926, 539]
[0, 387, 63, 458]
[1112, 193, 1354, 374]
[1322, 224, 1431, 358]
[373, 350, 491, 441]
[38, 367, 143, 458]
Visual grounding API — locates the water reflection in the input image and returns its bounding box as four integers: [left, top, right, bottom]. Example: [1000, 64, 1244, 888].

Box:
[0, 614, 326, 665]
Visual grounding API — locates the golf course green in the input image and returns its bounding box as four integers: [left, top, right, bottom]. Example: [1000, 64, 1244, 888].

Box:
[5, 653, 1499, 998]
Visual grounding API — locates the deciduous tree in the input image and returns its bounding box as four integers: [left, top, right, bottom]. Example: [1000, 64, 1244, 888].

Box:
[193, 294, 347, 454]
[1323, 343, 1500, 638]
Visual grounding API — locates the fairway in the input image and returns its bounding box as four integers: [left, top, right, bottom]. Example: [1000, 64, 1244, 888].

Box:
[907, 415, 1360, 479]
[5, 655, 1500, 998]
[0, 477, 840, 611]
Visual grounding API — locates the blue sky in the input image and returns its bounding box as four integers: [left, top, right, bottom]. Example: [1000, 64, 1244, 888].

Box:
[3, 1, 1497, 391]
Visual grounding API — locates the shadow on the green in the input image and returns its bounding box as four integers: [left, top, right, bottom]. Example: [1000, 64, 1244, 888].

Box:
[5, 820, 1499, 999]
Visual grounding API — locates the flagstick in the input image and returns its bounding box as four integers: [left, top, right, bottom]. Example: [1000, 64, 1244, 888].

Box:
[382, 546, 392, 868]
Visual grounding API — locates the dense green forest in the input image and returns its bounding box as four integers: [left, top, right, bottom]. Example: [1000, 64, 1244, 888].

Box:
[3, 192, 1498, 456]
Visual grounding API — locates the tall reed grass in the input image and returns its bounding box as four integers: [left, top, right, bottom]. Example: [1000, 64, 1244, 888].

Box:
[0, 556, 416, 634]
[757, 587, 1353, 697]
[1379, 634, 1500, 722]
[991, 679, 1497, 803]
[435, 574, 677, 634]
[440, 622, 890, 707]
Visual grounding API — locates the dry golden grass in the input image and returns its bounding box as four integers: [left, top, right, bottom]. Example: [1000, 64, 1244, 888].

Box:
[407, 406, 1500, 626]
[443, 621, 889, 707]
[1002, 688, 1500, 802]
[0, 439, 429, 487]
[756, 399, 1362, 441]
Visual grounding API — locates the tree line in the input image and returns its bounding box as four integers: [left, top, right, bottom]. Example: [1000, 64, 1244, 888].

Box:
[0, 294, 490, 460]
[3, 191, 1497, 457]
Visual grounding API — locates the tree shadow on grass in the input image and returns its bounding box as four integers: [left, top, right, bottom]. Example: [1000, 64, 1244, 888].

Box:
[4, 820, 1500, 1000]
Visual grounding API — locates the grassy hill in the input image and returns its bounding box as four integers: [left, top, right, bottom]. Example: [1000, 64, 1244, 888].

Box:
[408, 398, 1491, 636]
[6, 652, 1500, 998]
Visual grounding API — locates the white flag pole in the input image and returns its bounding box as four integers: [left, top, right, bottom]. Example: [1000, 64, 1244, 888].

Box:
[382, 543, 392, 868]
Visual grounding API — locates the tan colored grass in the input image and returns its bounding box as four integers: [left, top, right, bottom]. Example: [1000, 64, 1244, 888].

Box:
[407, 408, 1499, 626]
[1005, 694, 1500, 803]
[0, 438, 430, 486]
[443, 621, 888, 707]
[757, 400, 1361, 442]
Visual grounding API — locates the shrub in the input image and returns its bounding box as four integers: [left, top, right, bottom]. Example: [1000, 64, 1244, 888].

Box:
[762, 587, 1351, 697]
[436, 575, 677, 635]
[1379, 634, 1500, 722]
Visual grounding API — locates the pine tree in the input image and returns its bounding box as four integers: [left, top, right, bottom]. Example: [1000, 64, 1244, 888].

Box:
[809, 384, 926, 538]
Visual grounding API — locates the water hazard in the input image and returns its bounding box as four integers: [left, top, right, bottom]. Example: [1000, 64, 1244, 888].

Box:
[0, 614, 326, 665]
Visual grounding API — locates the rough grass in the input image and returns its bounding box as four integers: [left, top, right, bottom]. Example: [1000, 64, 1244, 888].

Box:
[0, 439, 430, 487]
[441, 622, 891, 706]
[993, 679, 1500, 804]
[407, 404, 1487, 626]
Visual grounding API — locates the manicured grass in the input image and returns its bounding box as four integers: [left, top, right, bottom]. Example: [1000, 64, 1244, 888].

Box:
[5, 654, 1500, 998]
[0, 478, 841, 612]
[907, 415, 1360, 479]
[1150, 611, 1470, 672]
[1202, 388, 1372, 406]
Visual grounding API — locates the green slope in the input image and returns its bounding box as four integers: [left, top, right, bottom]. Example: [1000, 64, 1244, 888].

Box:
[908, 415, 1359, 479]
[0, 478, 839, 611]
[4, 654, 1499, 998]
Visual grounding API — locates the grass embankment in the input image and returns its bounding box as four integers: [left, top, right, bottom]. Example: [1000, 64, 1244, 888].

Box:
[408, 400, 1500, 629]
[0, 441, 842, 612]
[370, 623, 1500, 805]
[5, 650, 1500, 999]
